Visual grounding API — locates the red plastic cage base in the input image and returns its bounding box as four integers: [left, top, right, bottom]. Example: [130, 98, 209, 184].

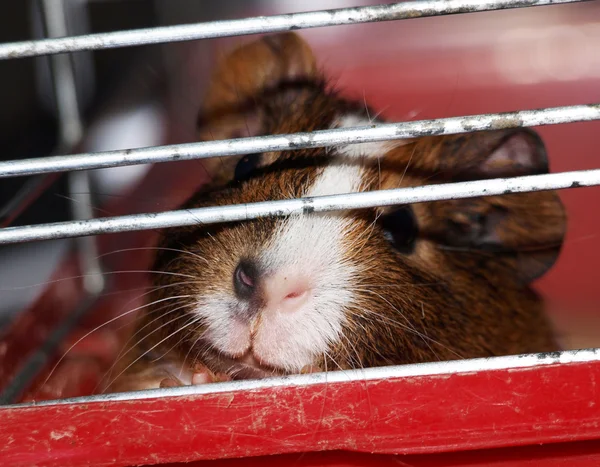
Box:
[3, 353, 600, 467]
[164, 441, 600, 467]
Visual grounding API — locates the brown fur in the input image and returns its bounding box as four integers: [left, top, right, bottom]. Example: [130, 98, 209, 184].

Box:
[108, 33, 566, 392]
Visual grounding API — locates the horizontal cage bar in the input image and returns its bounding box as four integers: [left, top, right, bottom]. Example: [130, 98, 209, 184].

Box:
[0, 0, 587, 60]
[0, 104, 598, 178]
[0, 169, 598, 245]
[5, 347, 600, 407]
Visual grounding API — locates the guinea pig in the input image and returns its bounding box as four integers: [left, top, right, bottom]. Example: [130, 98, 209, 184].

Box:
[106, 32, 567, 393]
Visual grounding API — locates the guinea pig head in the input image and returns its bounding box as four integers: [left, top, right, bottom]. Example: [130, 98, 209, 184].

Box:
[144, 33, 567, 379]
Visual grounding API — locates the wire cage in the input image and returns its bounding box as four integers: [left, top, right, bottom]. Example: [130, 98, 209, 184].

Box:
[1, 1, 600, 466]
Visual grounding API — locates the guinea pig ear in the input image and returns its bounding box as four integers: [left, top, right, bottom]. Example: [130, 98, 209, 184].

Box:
[429, 192, 567, 284]
[419, 129, 567, 283]
[198, 32, 317, 143]
[196, 33, 317, 186]
[447, 129, 549, 180]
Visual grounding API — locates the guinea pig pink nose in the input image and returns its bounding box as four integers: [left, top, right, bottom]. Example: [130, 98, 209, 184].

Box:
[262, 271, 311, 313]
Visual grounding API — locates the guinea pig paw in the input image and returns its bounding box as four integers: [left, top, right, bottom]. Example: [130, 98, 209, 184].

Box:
[191, 371, 212, 385]
[190, 363, 219, 384]
[191, 364, 232, 384]
[159, 377, 184, 389]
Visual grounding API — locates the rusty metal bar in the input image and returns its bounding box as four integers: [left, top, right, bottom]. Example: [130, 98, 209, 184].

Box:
[0, 104, 597, 178]
[0, 168, 598, 245]
[0, 0, 588, 60]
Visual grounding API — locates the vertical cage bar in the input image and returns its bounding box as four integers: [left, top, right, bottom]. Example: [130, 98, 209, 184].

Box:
[41, 0, 104, 294]
[0, 0, 106, 405]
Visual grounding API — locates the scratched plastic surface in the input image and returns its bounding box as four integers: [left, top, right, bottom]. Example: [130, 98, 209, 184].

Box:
[1, 2, 600, 466]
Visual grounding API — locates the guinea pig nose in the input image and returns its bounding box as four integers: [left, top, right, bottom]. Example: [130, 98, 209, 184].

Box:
[234, 261, 259, 300]
[263, 272, 311, 313]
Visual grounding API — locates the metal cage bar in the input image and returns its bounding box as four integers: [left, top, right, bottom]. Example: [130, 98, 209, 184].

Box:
[41, 0, 104, 294]
[0, 0, 587, 60]
[0, 168, 598, 245]
[0, 104, 598, 178]
[7, 347, 600, 407]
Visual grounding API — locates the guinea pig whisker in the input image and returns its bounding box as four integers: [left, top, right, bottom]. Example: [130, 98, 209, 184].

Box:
[102, 284, 202, 354]
[363, 92, 371, 123]
[111, 300, 181, 336]
[96, 304, 196, 392]
[344, 216, 380, 259]
[179, 330, 205, 379]
[106, 293, 193, 332]
[99, 301, 197, 389]
[39, 294, 193, 393]
[95, 301, 186, 388]
[373, 108, 388, 121]
[398, 144, 417, 187]
[335, 327, 377, 413]
[343, 312, 372, 341]
[53, 192, 113, 217]
[352, 287, 416, 328]
[97, 247, 210, 265]
[148, 317, 203, 364]
[190, 341, 214, 379]
[342, 306, 391, 360]
[182, 325, 220, 380]
[354, 299, 427, 343]
[117, 307, 195, 364]
[347, 304, 442, 361]
[356, 283, 444, 288]
[0, 269, 197, 293]
[414, 310, 442, 362]
[343, 200, 385, 256]
[139, 269, 198, 279]
[322, 348, 345, 374]
[105, 316, 203, 391]
[346, 289, 463, 360]
[336, 330, 366, 370]
[108, 279, 201, 327]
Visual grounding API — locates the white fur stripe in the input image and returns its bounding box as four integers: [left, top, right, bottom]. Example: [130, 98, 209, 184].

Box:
[197, 110, 390, 372]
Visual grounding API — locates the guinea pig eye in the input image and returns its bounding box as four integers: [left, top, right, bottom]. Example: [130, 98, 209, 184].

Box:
[234, 153, 261, 181]
[380, 206, 418, 254]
